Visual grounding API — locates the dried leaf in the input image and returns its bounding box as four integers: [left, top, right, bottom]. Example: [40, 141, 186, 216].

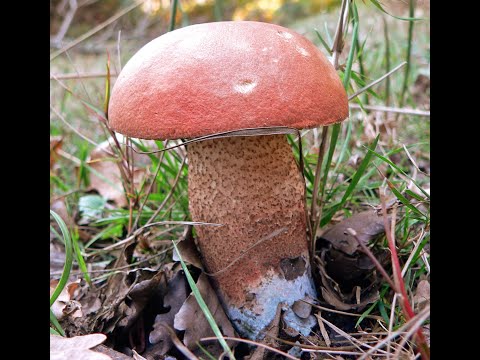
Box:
[314, 312, 331, 347]
[149, 270, 188, 355]
[413, 279, 430, 312]
[151, 323, 199, 360]
[50, 136, 63, 170]
[50, 241, 66, 273]
[50, 280, 83, 320]
[132, 349, 147, 360]
[172, 227, 202, 269]
[50, 334, 111, 360]
[174, 273, 236, 352]
[91, 243, 137, 334]
[324, 248, 379, 283]
[320, 211, 387, 255]
[116, 270, 165, 330]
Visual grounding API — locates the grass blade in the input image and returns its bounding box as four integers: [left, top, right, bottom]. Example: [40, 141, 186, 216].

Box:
[321, 134, 379, 226]
[368, 0, 422, 21]
[314, 28, 332, 55]
[50, 210, 74, 307]
[365, 148, 430, 199]
[214, 0, 223, 21]
[72, 230, 92, 286]
[320, 5, 358, 198]
[399, 0, 415, 108]
[383, 16, 391, 105]
[50, 308, 65, 336]
[386, 180, 427, 219]
[169, 0, 179, 32]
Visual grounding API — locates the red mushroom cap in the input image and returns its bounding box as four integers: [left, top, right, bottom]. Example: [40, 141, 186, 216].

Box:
[108, 21, 349, 140]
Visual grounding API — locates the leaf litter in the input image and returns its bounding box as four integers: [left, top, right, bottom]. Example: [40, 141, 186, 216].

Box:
[173, 272, 236, 357]
[315, 210, 391, 311]
[149, 268, 188, 355]
[50, 333, 111, 360]
[52, 206, 401, 359]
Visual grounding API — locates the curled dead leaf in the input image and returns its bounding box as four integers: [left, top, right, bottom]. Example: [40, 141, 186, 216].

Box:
[413, 279, 430, 312]
[320, 210, 387, 255]
[173, 273, 236, 353]
[50, 136, 63, 171]
[50, 334, 111, 360]
[149, 269, 188, 355]
[314, 210, 391, 311]
[50, 280, 83, 320]
[172, 226, 203, 269]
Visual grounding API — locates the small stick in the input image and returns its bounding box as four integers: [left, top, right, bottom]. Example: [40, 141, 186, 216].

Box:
[331, 0, 349, 69]
[310, 126, 330, 250]
[307, 302, 384, 321]
[348, 62, 406, 101]
[200, 337, 298, 360]
[349, 104, 430, 117]
[50, 72, 119, 80]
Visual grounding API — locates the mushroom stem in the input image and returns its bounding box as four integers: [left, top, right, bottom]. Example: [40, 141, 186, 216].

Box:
[188, 134, 317, 339]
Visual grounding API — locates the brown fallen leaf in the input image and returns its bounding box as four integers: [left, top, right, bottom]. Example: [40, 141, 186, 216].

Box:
[50, 135, 63, 171]
[116, 269, 165, 330]
[172, 226, 203, 269]
[315, 210, 389, 310]
[50, 280, 83, 321]
[314, 312, 331, 347]
[149, 269, 188, 355]
[50, 334, 111, 360]
[413, 279, 430, 312]
[324, 248, 381, 284]
[174, 273, 236, 353]
[132, 349, 148, 360]
[320, 210, 387, 256]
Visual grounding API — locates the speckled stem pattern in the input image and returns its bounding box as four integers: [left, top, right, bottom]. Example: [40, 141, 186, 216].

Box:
[188, 135, 317, 338]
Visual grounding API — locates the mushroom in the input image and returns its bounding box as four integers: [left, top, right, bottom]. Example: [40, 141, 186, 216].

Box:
[108, 21, 348, 339]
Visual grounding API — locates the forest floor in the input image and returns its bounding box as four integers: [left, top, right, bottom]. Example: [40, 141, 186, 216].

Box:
[50, 1, 430, 359]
